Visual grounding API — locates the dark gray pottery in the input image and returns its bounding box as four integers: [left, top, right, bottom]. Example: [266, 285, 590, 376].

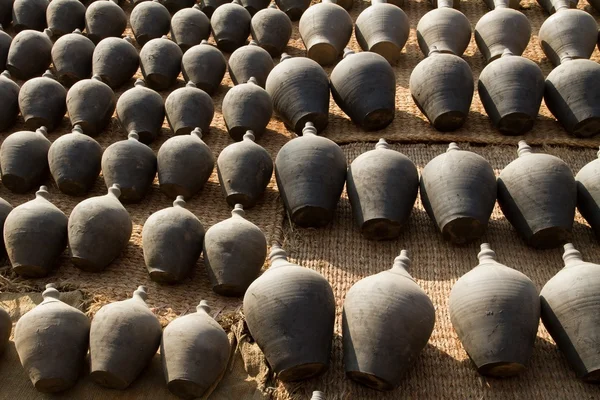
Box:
[0, 71, 20, 132]
[18, 70, 67, 132]
[181, 40, 227, 95]
[0, 306, 10, 355]
[222, 77, 273, 140]
[12, 0, 48, 32]
[92, 36, 139, 89]
[0, 127, 50, 193]
[140, 35, 183, 91]
[162, 0, 195, 13]
[275, 0, 310, 21]
[0, 196, 12, 260]
[238, 0, 269, 15]
[51, 29, 95, 87]
[474, 8, 530, 63]
[165, 82, 215, 135]
[66, 74, 116, 136]
[170, 5, 211, 52]
[537, 0, 578, 15]
[198, 0, 228, 18]
[130, 0, 171, 47]
[228, 41, 274, 87]
[576, 148, 600, 237]
[211, 2, 251, 53]
[84, 0, 127, 44]
[0, 26, 10, 69]
[0, 0, 11, 27]
[416, 8, 471, 57]
[250, 5, 292, 57]
[46, 0, 85, 38]
[6, 29, 53, 80]
[116, 79, 165, 144]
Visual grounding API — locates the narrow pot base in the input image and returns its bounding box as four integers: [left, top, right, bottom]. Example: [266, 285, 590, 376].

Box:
[34, 377, 73, 393]
[307, 42, 338, 66]
[167, 379, 207, 400]
[71, 120, 100, 137]
[369, 41, 401, 64]
[149, 269, 181, 284]
[361, 218, 402, 241]
[57, 179, 90, 196]
[433, 111, 467, 132]
[90, 370, 129, 390]
[216, 39, 242, 54]
[477, 361, 526, 377]
[160, 183, 194, 201]
[277, 362, 328, 382]
[497, 112, 535, 136]
[57, 72, 81, 88]
[293, 112, 328, 136]
[527, 226, 571, 249]
[1, 174, 31, 194]
[572, 117, 600, 138]
[225, 193, 257, 209]
[145, 73, 172, 91]
[362, 108, 394, 131]
[228, 125, 255, 142]
[213, 283, 245, 297]
[346, 370, 395, 391]
[13, 264, 49, 278]
[441, 217, 486, 245]
[291, 205, 333, 227]
[71, 257, 104, 273]
[119, 188, 146, 204]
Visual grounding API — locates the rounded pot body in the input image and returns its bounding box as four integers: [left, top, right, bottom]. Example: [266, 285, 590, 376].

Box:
[7, 30, 53, 80]
[116, 82, 165, 144]
[130, 1, 171, 47]
[576, 156, 600, 237]
[18, 74, 67, 132]
[0, 73, 20, 132]
[92, 37, 139, 89]
[66, 77, 116, 136]
[228, 44, 274, 87]
[46, 0, 86, 38]
[416, 8, 471, 57]
[250, 6, 292, 57]
[12, 0, 48, 32]
[0, 129, 51, 193]
[165, 86, 215, 135]
[84, 0, 127, 44]
[275, 0, 310, 21]
[51, 32, 95, 87]
[211, 3, 251, 53]
[181, 42, 227, 95]
[140, 37, 183, 91]
[222, 81, 273, 140]
[474, 8, 530, 63]
[170, 7, 211, 52]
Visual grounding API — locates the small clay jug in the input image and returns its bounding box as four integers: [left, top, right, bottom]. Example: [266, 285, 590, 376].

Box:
[102, 132, 157, 203]
[250, 5, 292, 57]
[475, 9, 530, 63]
[48, 125, 103, 196]
[203, 204, 267, 296]
[238, 0, 269, 15]
[51, 29, 95, 87]
[265, 54, 330, 135]
[498, 141, 576, 248]
[346, 139, 418, 240]
[298, 0, 352, 66]
[354, 0, 409, 64]
[0, 306, 10, 355]
[0, 0, 11, 27]
[18, 70, 67, 132]
[162, 0, 195, 13]
[410, 48, 474, 131]
[482, 0, 520, 9]
[161, 301, 230, 399]
[181, 40, 227, 95]
[0, 127, 51, 193]
[199, 0, 229, 17]
[0, 71, 20, 132]
[68, 184, 132, 271]
[165, 82, 215, 135]
[0, 25, 10, 69]
[90, 286, 162, 389]
[222, 77, 273, 140]
[416, 8, 471, 57]
[66, 74, 116, 136]
[130, 0, 171, 47]
[0, 197, 13, 259]
[275, 122, 346, 227]
[143, 196, 205, 283]
[6, 29, 53, 80]
[343, 250, 435, 390]
[420, 143, 497, 245]
[243, 245, 336, 381]
[4, 186, 67, 277]
[576, 149, 600, 237]
[331, 50, 396, 131]
[85, 0, 127, 44]
[228, 41, 274, 87]
[170, 5, 211, 52]
[541, 244, 600, 382]
[14, 284, 90, 393]
[545, 57, 600, 137]
[211, 1, 252, 53]
[139, 35, 183, 91]
[116, 79, 165, 144]
[275, 0, 309, 21]
[478, 50, 545, 135]
[12, 0, 48, 32]
[46, 0, 86, 38]
[92, 36, 139, 89]
[449, 244, 540, 377]
[217, 131, 273, 208]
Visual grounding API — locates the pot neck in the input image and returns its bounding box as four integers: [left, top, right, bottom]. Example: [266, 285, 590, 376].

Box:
[196, 300, 211, 314]
[517, 140, 532, 157]
[191, 127, 203, 140]
[302, 122, 317, 136]
[247, 77, 259, 86]
[476, 243, 498, 264]
[42, 283, 60, 301]
[492, 0, 510, 8]
[132, 286, 148, 302]
[342, 48, 354, 59]
[128, 131, 140, 141]
[108, 184, 122, 199]
[389, 250, 413, 278]
[375, 138, 389, 150]
[36, 126, 48, 137]
[500, 49, 515, 58]
[35, 186, 50, 201]
[231, 203, 246, 218]
[134, 79, 147, 88]
[562, 243, 583, 267]
[269, 244, 291, 269]
[436, 0, 454, 8]
[72, 124, 84, 135]
[446, 142, 460, 152]
[371, 0, 387, 4]
[243, 131, 256, 142]
[280, 52, 292, 62]
[553, 0, 571, 11]
[173, 195, 186, 208]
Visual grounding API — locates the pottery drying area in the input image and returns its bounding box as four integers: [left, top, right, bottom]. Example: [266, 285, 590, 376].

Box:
[1, 0, 600, 398]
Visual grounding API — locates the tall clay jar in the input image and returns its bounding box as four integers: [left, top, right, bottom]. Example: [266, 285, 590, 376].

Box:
[140, 36, 183, 91]
[228, 41, 274, 87]
[497, 141, 576, 249]
[346, 139, 418, 240]
[343, 250, 435, 390]
[84, 0, 127, 44]
[4, 187, 68, 277]
[170, 6, 211, 52]
[298, 0, 353, 66]
[474, 6, 531, 63]
[250, 5, 292, 57]
[211, 1, 252, 53]
[416, 7, 471, 57]
[541, 244, 600, 382]
[0, 71, 19, 132]
[161, 301, 230, 399]
[116, 79, 165, 144]
[7, 29, 53, 80]
[18, 70, 67, 132]
[181, 40, 227, 95]
[51, 29, 95, 87]
[46, 0, 86, 38]
[243, 245, 336, 381]
[66, 75, 116, 136]
[68, 185, 132, 272]
[165, 82, 215, 135]
[0, 306, 10, 355]
[275, 122, 347, 227]
[275, 0, 310, 21]
[14, 284, 89, 393]
[130, 0, 171, 47]
[222, 77, 273, 140]
[92, 36, 139, 90]
[420, 143, 497, 245]
[449, 244, 540, 377]
[576, 148, 600, 237]
[90, 286, 162, 389]
[203, 204, 267, 296]
[12, 0, 48, 32]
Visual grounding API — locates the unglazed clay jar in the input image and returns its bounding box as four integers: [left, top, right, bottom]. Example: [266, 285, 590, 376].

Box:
[227, 41, 274, 87]
[84, 0, 127, 44]
[474, 8, 531, 63]
[18, 70, 67, 132]
[66, 74, 116, 136]
[165, 82, 215, 136]
[416, 8, 471, 57]
[139, 35, 183, 91]
[170, 6, 211, 52]
[222, 77, 273, 140]
[250, 5, 292, 57]
[51, 29, 95, 87]
[92, 36, 139, 90]
[46, 0, 85, 39]
[210, 1, 252, 53]
[6, 28, 53, 80]
[181, 40, 227, 95]
[116, 79, 165, 144]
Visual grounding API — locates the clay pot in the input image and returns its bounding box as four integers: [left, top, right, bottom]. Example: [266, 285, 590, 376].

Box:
[199, 0, 229, 18]
[478, 50, 545, 135]
[482, 0, 519, 8]
[545, 58, 600, 137]
[143, 196, 205, 283]
[140, 35, 183, 91]
[170, 6, 211, 52]
[416, 8, 471, 57]
[14, 284, 90, 393]
[0, 71, 20, 132]
[90, 286, 162, 389]
[0, 26, 10, 69]
[18, 70, 67, 132]
[474, 8, 530, 63]
[6, 29, 53, 80]
[4, 186, 67, 277]
[298, 0, 352, 66]
[346, 139, 418, 240]
[51, 29, 95, 87]
[46, 0, 86, 39]
[203, 204, 267, 296]
[450, 244, 539, 377]
[0, 0, 11, 27]
[181, 40, 227, 95]
[116, 79, 165, 144]
[48, 125, 103, 196]
[354, 0, 409, 64]
[211, 2, 251, 53]
[0, 197, 12, 259]
[85, 0, 127, 44]
[68, 184, 132, 271]
[420, 143, 497, 245]
[157, 128, 214, 200]
[243, 245, 336, 381]
[12, 0, 48, 32]
[541, 244, 600, 382]
[102, 132, 157, 203]
[161, 301, 230, 399]
[275, 122, 346, 227]
[222, 77, 272, 140]
[498, 141, 576, 248]
[0, 127, 51, 194]
[410, 48, 474, 131]
[162, 0, 195, 13]
[343, 250, 435, 390]
[217, 131, 273, 208]
[165, 82, 215, 135]
[331, 49, 396, 131]
[66, 75, 116, 136]
[0, 306, 9, 355]
[92, 36, 139, 89]
[238, 0, 269, 15]
[576, 149, 600, 237]
[228, 41, 274, 87]
[250, 5, 292, 57]
[265, 54, 330, 135]
[130, 0, 171, 47]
